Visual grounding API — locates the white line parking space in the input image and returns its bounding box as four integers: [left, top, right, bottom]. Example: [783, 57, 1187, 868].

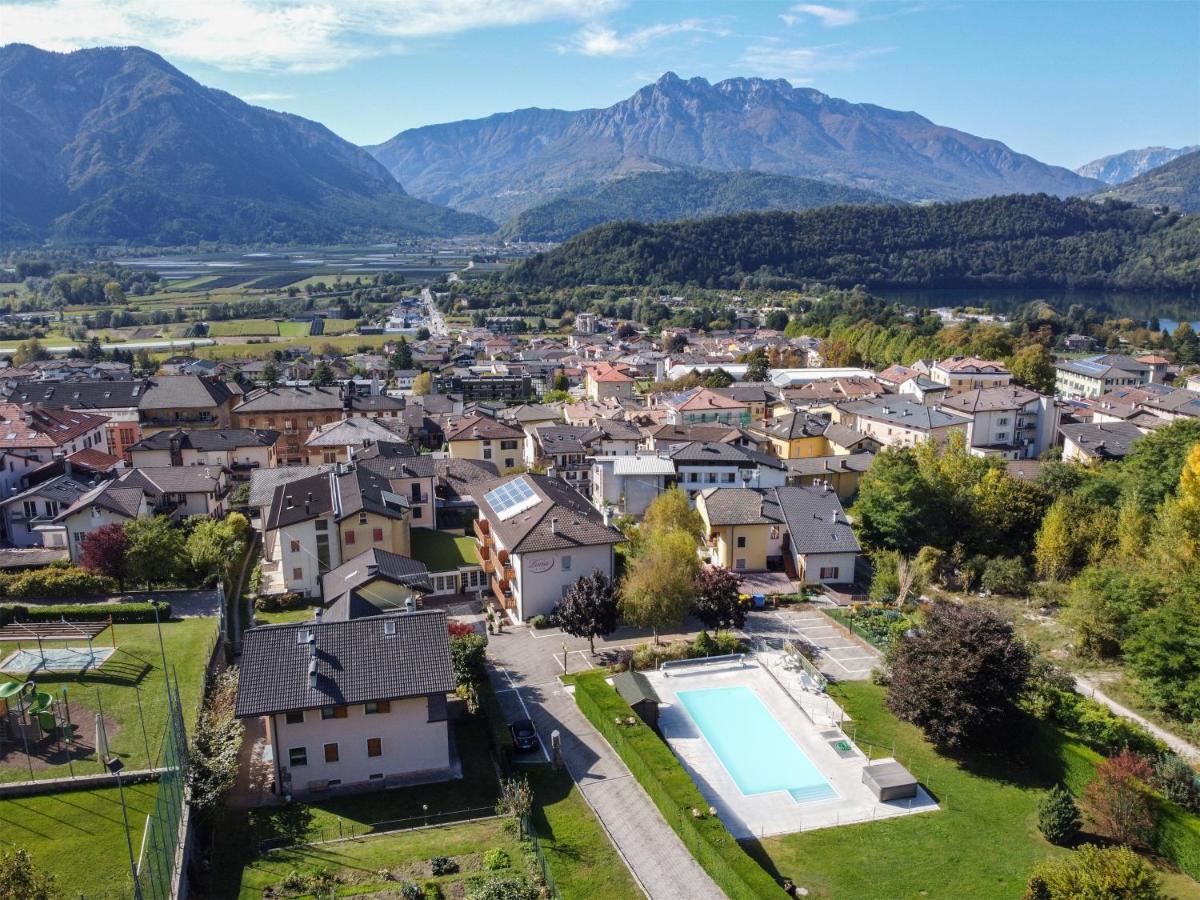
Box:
[746, 607, 883, 681]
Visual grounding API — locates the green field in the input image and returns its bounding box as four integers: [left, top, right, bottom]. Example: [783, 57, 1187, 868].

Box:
[0, 616, 217, 783]
[192, 333, 391, 360]
[747, 682, 1200, 900]
[410, 528, 477, 572]
[321, 317, 359, 335]
[277, 320, 312, 337]
[0, 782, 158, 898]
[208, 319, 280, 337]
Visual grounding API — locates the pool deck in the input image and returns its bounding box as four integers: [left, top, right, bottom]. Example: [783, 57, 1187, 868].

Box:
[643, 658, 938, 839]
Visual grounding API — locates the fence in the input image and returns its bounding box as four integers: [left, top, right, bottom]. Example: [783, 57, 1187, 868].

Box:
[136, 671, 190, 900]
[523, 815, 561, 899]
[258, 806, 499, 852]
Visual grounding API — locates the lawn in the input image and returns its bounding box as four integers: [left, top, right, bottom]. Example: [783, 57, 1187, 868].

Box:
[192, 333, 392, 360]
[253, 604, 320, 626]
[0, 781, 158, 898]
[410, 527, 478, 572]
[0, 616, 217, 783]
[745, 682, 1200, 899]
[277, 320, 313, 337]
[208, 318, 280, 337]
[321, 317, 359, 335]
[525, 764, 640, 899]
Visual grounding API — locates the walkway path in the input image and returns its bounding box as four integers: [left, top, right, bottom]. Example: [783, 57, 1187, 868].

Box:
[1075, 674, 1200, 762]
[486, 624, 724, 900]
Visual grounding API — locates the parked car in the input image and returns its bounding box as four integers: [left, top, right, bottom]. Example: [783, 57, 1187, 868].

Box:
[509, 718, 539, 753]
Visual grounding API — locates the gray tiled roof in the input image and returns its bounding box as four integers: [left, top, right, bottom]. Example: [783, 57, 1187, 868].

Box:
[667, 441, 786, 470]
[234, 609, 455, 718]
[823, 423, 875, 449]
[4, 380, 147, 409]
[266, 472, 334, 530]
[785, 453, 875, 476]
[698, 488, 783, 526]
[249, 465, 333, 509]
[322, 549, 433, 620]
[775, 485, 861, 555]
[445, 414, 524, 442]
[766, 411, 830, 441]
[138, 376, 235, 411]
[54, 481, 144, 521]
[1060, 421, 1144, 460]
[129, 428, 280, 452]
[234, 385, 345, 414]
[120, 466, 222, 495]
[477, 473, 624, 554]
[841, 399, 970, 431]
[939, 386, 1041, 414]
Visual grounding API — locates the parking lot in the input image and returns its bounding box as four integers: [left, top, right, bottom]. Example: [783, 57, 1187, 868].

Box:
[745, 606, 882, 681]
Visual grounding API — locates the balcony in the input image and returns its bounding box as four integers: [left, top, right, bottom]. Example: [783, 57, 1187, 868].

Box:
[491, 573, 513, 609]
[473, 518, 490, 541]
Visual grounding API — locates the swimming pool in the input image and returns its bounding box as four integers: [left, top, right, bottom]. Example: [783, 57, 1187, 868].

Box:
[677, 685, 837, 804]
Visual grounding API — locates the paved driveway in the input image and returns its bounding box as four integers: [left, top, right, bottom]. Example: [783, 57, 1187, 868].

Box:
[745, 606, 882, 681]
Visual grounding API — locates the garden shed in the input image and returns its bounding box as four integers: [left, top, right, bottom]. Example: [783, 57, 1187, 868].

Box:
[611, 670, 661, 729]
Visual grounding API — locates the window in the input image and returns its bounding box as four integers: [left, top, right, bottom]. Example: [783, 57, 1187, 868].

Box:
[369, 773, 384, 781]
[997, 417, 1010, 425]
[358, 512, 368, 525]
[500, 440, 517, 450]
[288, 747, 307, 767]
[22, 500, 36, 519]
[315, 519, 328, 532]
[344, 530, 356, 545]
[372, 527, 383, 542]
[321, 706, 347, 720]
[707, 473, 717, 483]
[687, 472, 697, 482]
[364, 700, 391, 715]
[323, 743, 339, 763]
[769, 526, 780, 540]
[735, 558, 746, 570]
[292, 567, 303, 581]
[819, 566, 840, 580]
[367, 737, 382, 758]
[290, 540, 301, 553]
[723, 472, 735, 483]
[483, 448, 492, 460]
[505, 458, 514, 469]
[736, 536, 747, 549]
[322, 451, 337, 464]
[562, 555, 572, 571]
[412, 506, 423, 520]
[411, 483, 422, 501]
[285, 711, 304, 725]
[996, 432, 1008, 441]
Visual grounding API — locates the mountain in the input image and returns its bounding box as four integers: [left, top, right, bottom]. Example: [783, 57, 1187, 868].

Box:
[1093, 150, 1200, 214]
[0, 44, 493, 245]
[506, 194, 1200, 293]
[497, 169, 897, 242]
[1076, 146, 1199, 185]
[369, 72, 1102, 221]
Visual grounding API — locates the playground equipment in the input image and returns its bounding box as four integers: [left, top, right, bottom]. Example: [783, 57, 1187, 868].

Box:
[0, 678, 74, 747]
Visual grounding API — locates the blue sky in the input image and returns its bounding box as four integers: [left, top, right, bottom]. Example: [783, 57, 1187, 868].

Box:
[4, 0, 1197, 167]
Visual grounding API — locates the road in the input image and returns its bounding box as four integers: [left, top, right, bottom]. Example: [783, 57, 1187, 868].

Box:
[1075, 674, 1200, 762]
[422, 286, 448, 336]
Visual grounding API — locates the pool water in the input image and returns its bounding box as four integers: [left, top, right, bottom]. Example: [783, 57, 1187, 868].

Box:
[677, 685, 837, 804]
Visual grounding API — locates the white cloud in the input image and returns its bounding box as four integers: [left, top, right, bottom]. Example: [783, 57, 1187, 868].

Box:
[781, 4, 860, 27]
[242, 92, 295, 102]
[558, 19, 727, 56]
[739, 40, 893, 80]
[0, 0, 624, 72]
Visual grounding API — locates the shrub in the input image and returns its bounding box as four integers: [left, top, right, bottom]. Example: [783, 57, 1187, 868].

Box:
[423, 882, 444, 900]
[1024, 844, 1163, 900]
[483, 848, 510, 871]
[1037, 785, 1082, 845]
[0, 601, 169, 624]
[1153, 753, 1200, 813]
[1084, 750, 1157, 848]
[429, 856, 458, 876]
[980, 556, 1029, 595]
[255, 592, 307, 613]
[451, 633, 488, 687]
[448, 620, 476, 637]
[6, 565, 118, 599]
[399, 883, 423, 900]
[527, 614, 548, 629]
[465, 875, 539, 900]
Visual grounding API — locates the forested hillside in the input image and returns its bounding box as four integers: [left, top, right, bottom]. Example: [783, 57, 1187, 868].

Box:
[1095, 150, 1200, 214]
[506, 194, 1200, 292]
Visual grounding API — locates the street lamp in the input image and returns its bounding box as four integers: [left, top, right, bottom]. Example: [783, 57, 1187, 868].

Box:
[107, 757, 145, 900]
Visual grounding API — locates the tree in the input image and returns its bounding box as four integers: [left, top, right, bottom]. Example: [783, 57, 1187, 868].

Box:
[412, 371, 433, 395]
[188, 668, 241, 816]
[0, 847, 56, 900]
[554, 571, 620, 654]
[80, 522, 130, 589]
[311, 360, 334, 386]
[391, 336, 413, 371]
[1025, 844, 1163, 900]
[1035, 498, 1075, 581]
[1009, 344, 1056, 394]
[1037, 785, 1082, 845]
[262, 361, 279, 388]
[449, 633, 487, 687]
[743, 348, 769, 382]
[495, 776, 533, 838]
[12, 338, 47, 367]
[416, 326, 431, 340]
[764, 310, 789, 331]
[123, 516, 186, 589]
[852, 449, 939, 554]
[887, 601, 1031, 753]
[692, 566, 745, 631]
[553, 373, 569, 392]
[1124, 593, 1200, 723]
[186, 514, 249, 587]
[621, 528, 700, 644]
[1084, 750, 1156, 848]
[641, 487, 704, 544]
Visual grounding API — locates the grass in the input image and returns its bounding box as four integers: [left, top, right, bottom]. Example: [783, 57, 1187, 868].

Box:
[277, 320, 313, 337]
[0, 616, 217, 783]
[410, 527, 478, 572]
[321, 318, 359, 335]
[745, 682, 1200, 899]
[208, 318, 280, 337]
[1087, 674, 1200, 745]
[192, 333, 392, 360]
[525, 764, 640, 899]
[253, 604, 320, 626]
[235, 817, 523, 899]
[0, 782, 159, 898]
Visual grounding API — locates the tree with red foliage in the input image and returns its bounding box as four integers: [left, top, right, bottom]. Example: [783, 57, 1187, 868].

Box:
[448, 620, 477, 638]
[692, 566, 746, 631]
[80, 522, 130, 589]
[1084, 750, 1156, 848]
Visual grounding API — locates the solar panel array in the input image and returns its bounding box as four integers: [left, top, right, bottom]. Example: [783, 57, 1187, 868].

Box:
[485, 476, 541, 521]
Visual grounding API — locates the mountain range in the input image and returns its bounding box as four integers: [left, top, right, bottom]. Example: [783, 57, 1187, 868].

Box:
[1076, 145, 1199, 185]
[369, 72, 1103, 222]
[498, 169, 896, 242]
[1094, 150, 1200, 213]
[0, 44, 493, 245]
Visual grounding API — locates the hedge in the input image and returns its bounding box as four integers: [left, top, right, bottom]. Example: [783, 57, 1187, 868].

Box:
[573, 671, 787, 899]
[0, 566, 118, 599]
[0, 601, 171, 625]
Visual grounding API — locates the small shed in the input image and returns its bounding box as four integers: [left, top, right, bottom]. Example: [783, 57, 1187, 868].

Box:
[611, 670, 661, 729]
[862, 760, 918, 801]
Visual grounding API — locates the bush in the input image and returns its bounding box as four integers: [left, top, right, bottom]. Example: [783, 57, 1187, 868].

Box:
[527, 614, 548, 629]
[5, 565, 117, 599]
[1084, 750, 1156, 848]
[465, 875, 539, 900]
[1153, 753, 1200, 813]
[254, 592, 308, 613]
[980, 556, 1029, 595]
[573, 671, 787, 899]
[1037, 785, 1082, 845]
[429, 856, 458, 876]
[423, 882, 443, 900]
[451, 633, 488, 687]
[1024, 843, 1163, 900]
[399, 883, 423, 900]
[483, 848, 510, 871]
[0, 601, 169, 624]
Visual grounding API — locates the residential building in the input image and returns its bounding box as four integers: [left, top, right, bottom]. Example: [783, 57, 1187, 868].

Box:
[1139, 388, 1200, 422]
[1054, 355, 1152, 401]
[409, 528, 488, 599]
[0, 475, 96, 548]
[234, 610, 456, 798]
[3, 380, 145, 460]
[321, 549, 433, 620]
[433, 375, 534, 403]
[929, 357, 1012, 395]
[304, 417, 407, 466]
[473, 473, 624, 621]
[127, 428, 279, 476]
[1060, 421, 1145, 463]
[591, 454, 676, 516]
[444, 415, 525, 472]
[938, 387, 1060, 460]
[837, 399, 972, 448]
[660, 387, 752, 426]
[582, 363, 636, 402]
[642, 422, 743, 451]
[666, 441, 788, 498]
[355, 453, 439, 529]
[53, 480, 151, 561]
[120, 466, 231, 518]
[783, 453, 874, 501]
[261, 471, 340, 598]
[233, 386, 346, 466]
[136, 376, 238, 435]
[0, 405, 110, 499]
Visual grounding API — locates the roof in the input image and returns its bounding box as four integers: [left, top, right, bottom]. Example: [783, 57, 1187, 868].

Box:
[129, 428, 280, 453]
[0, 405, 109, 450]
[938, 386, 1041, 414]
[335, 465, 410, 522]
[249, 465, 334, 510]
[610, 455, 676, 476]
[305, 417, 406, 447]
[667, 441, 785, 469]
[476, 473, 625, 555]
[348, 394, 406, 413]
[322, 549, 433, 621]
[774, 485, 861, 555]
[664, 387, 747, 412]
[234, 609, 455, 718]
[584, 362, 634, 383]
[823, 422, 876, 449]
[1054, 354, 1152, 379]
[3, 380, 148, 410]
[1060, 420, 1144, 460]
[1142, 388, 1200, 418]
[766, 411, 830, 441]
[266, 472, 334, 530]
[138, 376, 234, 411]
[698, 488, 783, 526]
[65, 448, 123, 472]
[444, 413, 524, 442]
[0, 547, 70, 570]
[234, 385, 345, 414]
[645, 423, 741, 444]
[120, 466, 223, 495]
[54, 480, 145, 521]
[842, 399, 970, 431]
[612, 670, 661, 706]
[0, 474, 96, 509]
[785, 453, 875, 477]
[934, 356, 1010, 375]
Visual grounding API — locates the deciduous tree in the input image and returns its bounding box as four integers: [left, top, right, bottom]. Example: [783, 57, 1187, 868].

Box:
[123, 515, 186, 589]
[80, 522, 130, 589]
[641, 487, 704, 544]
[621, 528, 699, 644]
[554, 571, 620, 654]
[692, 566, 745, 631]
[1083, 750, 1156, 848]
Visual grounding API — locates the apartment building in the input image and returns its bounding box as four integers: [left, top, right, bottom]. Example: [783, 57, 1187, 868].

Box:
[233, 386, 346, 466]
[445, 414, 525, 472]
[928, 357, 1012, 395]
[938, 386, 1060, 460]
[1054, 355, 1152, 401]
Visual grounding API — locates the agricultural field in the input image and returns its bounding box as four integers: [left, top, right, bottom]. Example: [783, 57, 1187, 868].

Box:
[190, 333, 390, 360]
[208, 319, 280, 337]
[276, 320, 312, 337]
[319, 317, 358, 335]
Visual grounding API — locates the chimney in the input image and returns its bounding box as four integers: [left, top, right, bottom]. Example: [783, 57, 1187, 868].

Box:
[550, 517, 559, 534]
[829, 509, 839, 524]
[602, 505, 612, 527]
[404, 597, 416, 614]
[286, 494, 294, 509]
[308, 658, 318, 689]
